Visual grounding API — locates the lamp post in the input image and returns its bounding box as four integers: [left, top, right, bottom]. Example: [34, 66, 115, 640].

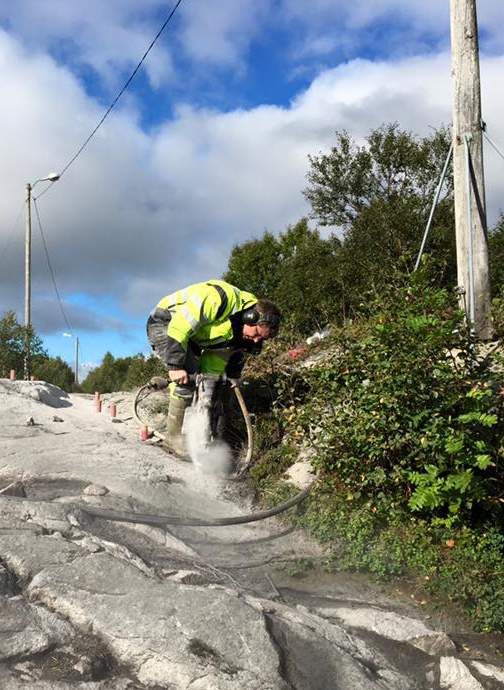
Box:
[63, 332, 80, 386]
[24, 172, 60, 379]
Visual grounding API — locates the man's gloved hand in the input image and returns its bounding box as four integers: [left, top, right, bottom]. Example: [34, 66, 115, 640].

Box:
[227, 377, 240, 388]
[169, 369, 189, 385]
[149, 376, 168, 390]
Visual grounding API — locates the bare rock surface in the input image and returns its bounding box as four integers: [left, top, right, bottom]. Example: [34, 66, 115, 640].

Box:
[0, 594, 73, 660]
[1, 379, 503, 689]
[440, 657, 485, 689]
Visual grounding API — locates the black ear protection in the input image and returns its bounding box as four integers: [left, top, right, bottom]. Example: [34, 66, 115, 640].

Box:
[242, 306, 281, 332]
[242, 307, 260, 325]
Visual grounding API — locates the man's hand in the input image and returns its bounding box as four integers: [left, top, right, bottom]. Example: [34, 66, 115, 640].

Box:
[169, 369, 189, 385]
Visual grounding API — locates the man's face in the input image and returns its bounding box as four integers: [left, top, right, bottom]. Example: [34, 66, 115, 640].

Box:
[242, 323, 272, 343]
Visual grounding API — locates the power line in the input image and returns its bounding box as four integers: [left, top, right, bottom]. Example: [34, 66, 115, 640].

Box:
[34, 0, 184, 200]
[33, 198, 74, 334]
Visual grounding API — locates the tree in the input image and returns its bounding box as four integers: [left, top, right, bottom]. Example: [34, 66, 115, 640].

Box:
[122, 354, 166, 390]
[224, 231, 282, 297]
[304, 124, 457, 306]
[224, 219, 343, 335]
[272, 219, 343, 332]
[0, 311, 46, 377]
[81, 352, 135, 393]
[32, 356, 75, 392]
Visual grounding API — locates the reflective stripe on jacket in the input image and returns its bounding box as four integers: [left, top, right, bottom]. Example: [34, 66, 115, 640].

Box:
[148, 279, 257, 369]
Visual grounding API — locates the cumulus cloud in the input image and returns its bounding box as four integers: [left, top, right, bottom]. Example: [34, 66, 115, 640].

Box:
[0, 0, 176, 89]
[177, 0, 269, 69]
[0, 0, 269, 89]
[1, 25, 504, 344]
[281, 0, 504, 59]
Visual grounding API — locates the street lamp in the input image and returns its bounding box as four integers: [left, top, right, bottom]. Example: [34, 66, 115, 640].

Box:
[63, 332, 80, 386]
[24, 172, 60, 379]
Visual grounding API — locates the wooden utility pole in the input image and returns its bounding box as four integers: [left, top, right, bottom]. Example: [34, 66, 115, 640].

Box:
[75, 336, 79, 386]
[23, 182, 33, 380]
[450, 0, 492, 339]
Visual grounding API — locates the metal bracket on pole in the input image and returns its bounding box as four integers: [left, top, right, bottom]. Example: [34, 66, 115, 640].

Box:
[414, 142, 453, 272]
[464, 133, 475, 325]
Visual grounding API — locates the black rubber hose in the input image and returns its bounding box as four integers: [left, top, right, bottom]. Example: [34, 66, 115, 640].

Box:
[79, 483, 313, 528]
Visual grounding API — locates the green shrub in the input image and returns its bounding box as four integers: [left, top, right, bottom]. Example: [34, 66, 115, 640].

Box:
[247, 275, 504, 631]
[294, 282, 504, 527]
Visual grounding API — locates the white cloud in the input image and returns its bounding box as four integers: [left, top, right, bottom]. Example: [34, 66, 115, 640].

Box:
[0, 1, 176, 88]
[177, 0, 269, 69]
[281, 0, 504, 61]
[0, 0, 270, 88]
[1, 28, 504, 342]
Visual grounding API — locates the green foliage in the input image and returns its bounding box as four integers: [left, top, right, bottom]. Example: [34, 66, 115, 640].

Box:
[224, 218, 343, 335]
[298, 491, 504, 631]
[32, 355, 75, 392]
[488, 213, 504, 297]
[122, 354, 166, 390]
[246, 274, 504, 631]
[304, 124, 456, 305]
[224, 230, 282, 298]
[0, 311, 46, 376]
[305, 123, 453, 228]
[294, 281, 504, 527]
[81, 352, 132, 393]
[81, 352, 165, 393]
[433, 527, 504, 632]
[224, 125, 457, 331]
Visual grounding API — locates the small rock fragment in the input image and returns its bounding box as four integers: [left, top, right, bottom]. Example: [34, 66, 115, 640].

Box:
[25, 416, 35, 426]
[167, 570, 210, 585]
[83, 484, 109, 496]
[111, 417, 123, 423]
[52, 415, 64, 422]
[78, 537, 103, 553]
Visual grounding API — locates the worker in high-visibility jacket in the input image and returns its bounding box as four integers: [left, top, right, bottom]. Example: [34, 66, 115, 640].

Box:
[147, 279, 281, 456]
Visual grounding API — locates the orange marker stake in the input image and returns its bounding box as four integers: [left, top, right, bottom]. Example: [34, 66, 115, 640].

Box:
[110, 402, 117, 418]
[140, 426, 149, 441]
[9, 370, 15, 381]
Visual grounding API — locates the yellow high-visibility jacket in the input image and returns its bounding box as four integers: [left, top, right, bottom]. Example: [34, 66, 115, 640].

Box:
[147, 279, 259, 375]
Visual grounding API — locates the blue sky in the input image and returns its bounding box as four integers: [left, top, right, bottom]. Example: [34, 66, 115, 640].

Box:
[1, 0, 504, 378]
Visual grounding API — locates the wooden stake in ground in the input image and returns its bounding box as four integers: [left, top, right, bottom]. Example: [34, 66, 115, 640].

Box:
[450, 0, 492, 339]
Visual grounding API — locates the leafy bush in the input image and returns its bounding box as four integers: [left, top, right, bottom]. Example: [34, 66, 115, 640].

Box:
[293, 281, 504, 528]
[246, 276, 504, 631]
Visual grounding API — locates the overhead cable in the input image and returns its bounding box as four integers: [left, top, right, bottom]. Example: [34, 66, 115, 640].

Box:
[33, 198, 74, 334]
[35, 0, 185, 200]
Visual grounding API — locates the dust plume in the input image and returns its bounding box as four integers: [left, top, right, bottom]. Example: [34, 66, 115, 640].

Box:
[183, 406, 232, 477]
